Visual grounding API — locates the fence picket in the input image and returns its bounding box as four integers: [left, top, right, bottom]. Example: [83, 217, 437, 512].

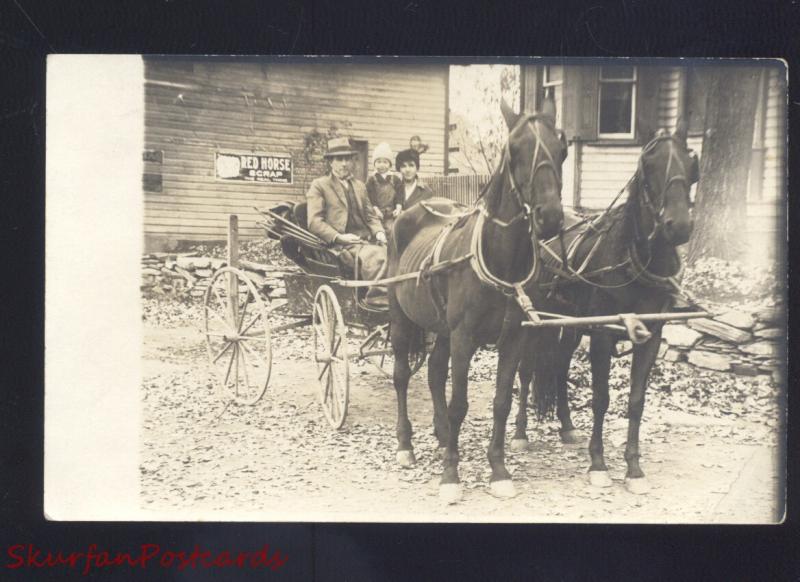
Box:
[425, 174, 491, 206]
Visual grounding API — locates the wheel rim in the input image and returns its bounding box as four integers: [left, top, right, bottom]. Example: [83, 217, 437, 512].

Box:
[204, 267, 272, 406]
[313, 285, 349, 429]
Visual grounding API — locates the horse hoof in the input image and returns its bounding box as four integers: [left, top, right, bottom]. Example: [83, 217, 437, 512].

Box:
[625, 477, 651, 495]
[489, 480, 517, 499]
[560, 429, 584, 447]
[396, 450, 416, 468]
[510, 438, 529, 452]
[439, 483, 463, 505]
[588, 470, 613, 488]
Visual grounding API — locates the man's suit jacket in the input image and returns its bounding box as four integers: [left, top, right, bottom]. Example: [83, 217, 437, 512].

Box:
[306, 174, 384, 244]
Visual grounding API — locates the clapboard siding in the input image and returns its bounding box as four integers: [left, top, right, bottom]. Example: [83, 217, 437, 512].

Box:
[578, 145, 641, 209]
[658, 67, 682, 131]
[144, 60, 447, 245]
[761, 68, 786, 201]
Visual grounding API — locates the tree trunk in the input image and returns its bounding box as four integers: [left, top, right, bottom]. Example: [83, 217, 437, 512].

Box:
[687, 67, 762, 264]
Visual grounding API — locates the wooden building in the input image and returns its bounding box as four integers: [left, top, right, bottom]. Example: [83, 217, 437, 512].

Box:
[143, 58, 449, 250]
[519, 63, 786, 248]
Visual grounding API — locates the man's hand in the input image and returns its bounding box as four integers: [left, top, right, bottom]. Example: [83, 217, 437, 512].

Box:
[336, 233, 362, 244]
[375, 231, 387, 245]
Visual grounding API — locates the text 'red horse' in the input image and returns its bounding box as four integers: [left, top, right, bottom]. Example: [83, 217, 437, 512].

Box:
[517, 121, 698, 494]
[387, 99, 568, 503]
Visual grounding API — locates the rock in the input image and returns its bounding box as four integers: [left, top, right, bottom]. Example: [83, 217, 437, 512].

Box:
[754, 306, 784, 325]
[176, 256, 211, 270]
[663, 347, 685, 362]
[209, 258, 226, 270]
[687, 350, 732, 371]
[174, 266, 197, 284]
[142, 267, 161, 276]
[731, 363, 761, 377]
[194, 268, 214, 278]
[714, 310, 755, 330]
[264, 278, 284, 287]
[270, 288, 287, 298]
[697, 338, 738, 352]
[244, 270, 267, 286]
[165, 259, 176, 270]
[754, 327, 783, 340]
[739, 341, 780, 358]
[661, 324, 702, 348]
[688, 318, 752, 344]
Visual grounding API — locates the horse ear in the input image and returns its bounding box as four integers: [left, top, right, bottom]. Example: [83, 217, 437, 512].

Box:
[673, 117, 689, 145]
[540, 96, 556, 122]
[500, 97, 521, 131]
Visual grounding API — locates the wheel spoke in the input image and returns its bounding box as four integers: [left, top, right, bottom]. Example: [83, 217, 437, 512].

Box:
[223, 344, 236, 385]
[237, 287, 252, 333]
[212, 341, 234, 364]
[239, 342, 251, 389]
[233, 344, 240, 396]
[240, 339, 269, 370]
[239, 311, 263, 337]
[206, 304, 232, 331]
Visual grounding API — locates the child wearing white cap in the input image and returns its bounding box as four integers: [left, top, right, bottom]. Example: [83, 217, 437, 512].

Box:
[366, 142, 403, 231]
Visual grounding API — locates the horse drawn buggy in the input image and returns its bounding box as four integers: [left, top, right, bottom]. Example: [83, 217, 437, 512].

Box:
[202, 205, 426, 430]
[203, 97, 717, 503]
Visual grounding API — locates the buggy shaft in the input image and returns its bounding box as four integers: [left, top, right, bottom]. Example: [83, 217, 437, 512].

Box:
[522, 311, 711, 328]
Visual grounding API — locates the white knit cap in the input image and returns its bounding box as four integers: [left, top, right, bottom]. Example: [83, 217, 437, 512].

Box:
[372, 142, 394, 166]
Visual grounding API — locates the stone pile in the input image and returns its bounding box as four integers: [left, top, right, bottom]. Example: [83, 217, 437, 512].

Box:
[141, 253, 296, 300]
[660, 306, 785, 381]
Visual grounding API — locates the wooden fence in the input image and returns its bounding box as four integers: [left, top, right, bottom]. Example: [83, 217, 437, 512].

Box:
[425, 174, 491, 206]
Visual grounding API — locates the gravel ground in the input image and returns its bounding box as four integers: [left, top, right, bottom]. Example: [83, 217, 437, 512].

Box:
[140, 295, 783, 523]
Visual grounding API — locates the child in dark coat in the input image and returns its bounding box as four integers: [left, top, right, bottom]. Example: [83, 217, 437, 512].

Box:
[365, 142, 403, 231]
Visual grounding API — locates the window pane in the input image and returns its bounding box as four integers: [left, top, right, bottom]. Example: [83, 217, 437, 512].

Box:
[544, 65, 563, 84]
[600, 65, 635, 80]
[599, 83, 633, 134]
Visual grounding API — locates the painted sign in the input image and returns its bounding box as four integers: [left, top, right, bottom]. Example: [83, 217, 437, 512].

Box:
[215, 152, 293, 184]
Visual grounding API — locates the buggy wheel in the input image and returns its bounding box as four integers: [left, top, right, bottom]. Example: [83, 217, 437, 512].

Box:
[313, 285, 349, 429]
[204, 267, 272, 406]
[362, 324, 426, 378]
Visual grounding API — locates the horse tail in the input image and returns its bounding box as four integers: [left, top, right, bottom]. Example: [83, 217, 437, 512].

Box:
[531, 329, 561, 419]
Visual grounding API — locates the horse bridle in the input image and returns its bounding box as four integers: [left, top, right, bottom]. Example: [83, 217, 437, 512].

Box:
[484, 114, 564, 229]
[635, 134, 694, 244]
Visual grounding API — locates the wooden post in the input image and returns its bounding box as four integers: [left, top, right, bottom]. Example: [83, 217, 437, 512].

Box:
[227, 215, 239, 326]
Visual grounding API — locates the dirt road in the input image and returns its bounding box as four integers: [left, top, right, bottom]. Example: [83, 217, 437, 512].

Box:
[140, 318, 782, 524]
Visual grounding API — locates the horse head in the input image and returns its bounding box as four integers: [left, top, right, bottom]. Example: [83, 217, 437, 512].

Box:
[634, 118, 699, 246]
[498, 97, 567, 240]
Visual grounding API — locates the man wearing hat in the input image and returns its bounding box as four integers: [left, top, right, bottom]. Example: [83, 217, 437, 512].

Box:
[306, 137, 388, 302]
[395, 148, 433, 210]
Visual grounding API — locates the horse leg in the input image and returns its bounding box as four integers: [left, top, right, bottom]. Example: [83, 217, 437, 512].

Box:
[587, 332, 614, 488]
[390, 312, 417, 468]
[624, 328, 662, 495]
[557, 330, 583, 446]
[428, 334, 451, 454]
[488, 325, 525, 498]
[439, 329, 477, 504]
[511, 355, 532, 451]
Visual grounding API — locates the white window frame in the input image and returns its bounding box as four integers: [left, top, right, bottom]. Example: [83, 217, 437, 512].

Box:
[542, 65, 564, 127]
[597, 66, 637, 140]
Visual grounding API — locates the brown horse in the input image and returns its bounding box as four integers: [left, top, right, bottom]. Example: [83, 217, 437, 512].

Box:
[515, 121, 699, 494]
[387, 99, 568, 504]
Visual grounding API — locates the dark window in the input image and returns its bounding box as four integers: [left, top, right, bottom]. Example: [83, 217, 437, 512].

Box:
[598, 66, 637, 138]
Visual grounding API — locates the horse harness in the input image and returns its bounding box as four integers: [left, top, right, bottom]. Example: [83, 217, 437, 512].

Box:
[537, 134, 693, 297]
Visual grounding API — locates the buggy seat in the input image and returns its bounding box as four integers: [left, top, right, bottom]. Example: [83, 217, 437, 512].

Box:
[259, 201, 354, 279]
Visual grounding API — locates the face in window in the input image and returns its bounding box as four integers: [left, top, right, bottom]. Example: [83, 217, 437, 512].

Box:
[399, 160, 418, 182]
